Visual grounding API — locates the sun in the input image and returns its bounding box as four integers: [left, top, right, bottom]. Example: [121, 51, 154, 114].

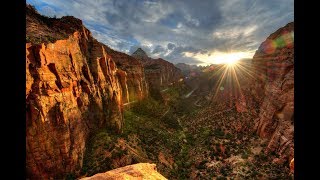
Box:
[212, 52, 245, 65]
[221, 56, 240, 65]
[183, 50, 254, 66]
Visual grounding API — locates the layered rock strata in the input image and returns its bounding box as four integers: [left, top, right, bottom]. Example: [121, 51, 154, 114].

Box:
[26, 5, 148, 179]
[105, 47, 148, 103]
[132, 49, 183, 99]
[240, 22, 294, 164]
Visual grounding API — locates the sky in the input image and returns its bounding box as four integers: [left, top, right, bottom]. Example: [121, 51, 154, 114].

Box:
[26, 0, 294, 65]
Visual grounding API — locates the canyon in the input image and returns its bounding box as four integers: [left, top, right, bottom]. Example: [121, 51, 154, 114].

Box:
[132, 48, 183, 101]
[26, 4, 294, 179]
[26, 5, 181, 179]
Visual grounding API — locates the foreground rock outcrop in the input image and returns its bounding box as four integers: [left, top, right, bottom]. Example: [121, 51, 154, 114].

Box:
[81, 163, 167, 180]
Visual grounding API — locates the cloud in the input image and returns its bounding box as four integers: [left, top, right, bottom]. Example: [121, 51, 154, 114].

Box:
[129, 44, 152, 56]
[162, 45, 209, 64]
[167, 43, 176, 50]
[27, 0, 294, 65]
[152, 45, 166, 54]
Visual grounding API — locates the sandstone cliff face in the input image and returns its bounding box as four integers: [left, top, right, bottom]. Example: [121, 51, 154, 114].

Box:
[132, 49, 183, 99]
[26, 38, 123, 179]
[242, 22, 294, 163]
[144, 58, 182, 89]
[104, 47, 148, 103]
[80, 163, 167, 180]
[26, 6, 129, 179]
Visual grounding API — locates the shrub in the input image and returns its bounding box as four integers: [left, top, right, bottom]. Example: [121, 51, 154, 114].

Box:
[197, 160, 208, 169]
[47, 36, 56, 43]
[199, 127, 212, 139]
[250, 170, 259, 177]
[26, 36, 30, 42]
[161, 112, 181, 130]
[258, 153, 268, 161]
[241, 152, 249, 159]
[210, 151, 216, 159]
[213, 128, 224, 138]
[65, 173, 76, 180]
[131, 98, 166, 117]
[217, 176, 227, 180]
[226, 133, 233, 139]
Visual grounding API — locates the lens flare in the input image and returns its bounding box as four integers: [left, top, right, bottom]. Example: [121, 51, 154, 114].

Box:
[261, 31, 294, 54]
[208, 30, 294, 106]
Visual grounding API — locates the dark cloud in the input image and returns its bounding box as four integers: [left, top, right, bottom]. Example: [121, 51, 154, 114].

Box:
[158, 0, 222, 31]
[167, 43, 176, 50]
[152, 45, 166, 54]
[164, 45, 207, 64]
[27, 0, 294, 65]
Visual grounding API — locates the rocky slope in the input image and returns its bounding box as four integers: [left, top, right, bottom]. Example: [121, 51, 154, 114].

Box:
[80, 163, 167, 180]
[174, 22, 294, 179]
[26, 5, 147, 179]
[132, 49, 183, 100]
[78, 22, 294, 179]
[239, 22, 294, 165]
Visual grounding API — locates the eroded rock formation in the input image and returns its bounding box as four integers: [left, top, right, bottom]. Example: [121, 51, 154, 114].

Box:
[80, 163, 167, 180]
[132, 49, 183, 99]
[26, 5, 147, 179]
[105, 47, 148, 103]
[26, 37, 123, 179]
[144, 58, 182, 89]
[240, 22, 294, 164]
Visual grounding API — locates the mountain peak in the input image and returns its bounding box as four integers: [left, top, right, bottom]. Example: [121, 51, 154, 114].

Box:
[132, 48, 149, 61]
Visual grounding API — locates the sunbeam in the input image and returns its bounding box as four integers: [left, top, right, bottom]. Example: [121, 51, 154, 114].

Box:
[209, 59, 262, 106]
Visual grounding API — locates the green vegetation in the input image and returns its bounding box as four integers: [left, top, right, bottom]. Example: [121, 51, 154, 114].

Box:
[26, 36, 30, 42]
[81, 131, 118, 176]
[217, 176, 227, 180]
[197, 160, 208, 169]
[81, 85, 194, 178]
[131, 97, 166, 117]
[81, 84, 291, 179]
[241, 152, 249, 159]
[213, 128, 225, 138]
[65, 173, 76, 180]
[226, 133, 233, 139]
[174, 144, 193, 179]
[200, 127, 212, 139]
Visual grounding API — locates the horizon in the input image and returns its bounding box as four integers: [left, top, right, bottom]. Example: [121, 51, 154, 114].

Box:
[26, 2, 295, 179]
[26, 0, 293, 65]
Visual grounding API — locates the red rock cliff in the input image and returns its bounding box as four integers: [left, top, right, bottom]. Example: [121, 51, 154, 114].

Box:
[132, 49, 183, 99]
[241, 22, 294, 163]
[26, 5, 141, 179]
[104, 47, 148, 103]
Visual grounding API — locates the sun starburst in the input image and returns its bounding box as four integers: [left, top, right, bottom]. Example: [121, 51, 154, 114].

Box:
[208, 59, 262, 105]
